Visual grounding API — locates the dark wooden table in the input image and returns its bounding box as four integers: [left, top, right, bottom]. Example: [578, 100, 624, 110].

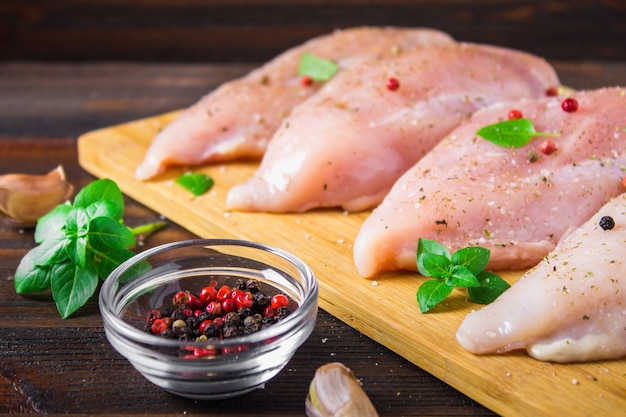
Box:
[0, 58, 623, 416]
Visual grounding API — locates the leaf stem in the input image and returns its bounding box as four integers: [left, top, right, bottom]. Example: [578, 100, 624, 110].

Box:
[128, 221, 166, 237]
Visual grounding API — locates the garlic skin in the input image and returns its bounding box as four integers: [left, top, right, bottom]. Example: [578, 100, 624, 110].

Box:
[306, 362, 379, 417]
[0, 165, 74, 227]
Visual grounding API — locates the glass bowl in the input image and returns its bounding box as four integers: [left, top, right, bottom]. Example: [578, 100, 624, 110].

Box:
[99, 239, 318, 400]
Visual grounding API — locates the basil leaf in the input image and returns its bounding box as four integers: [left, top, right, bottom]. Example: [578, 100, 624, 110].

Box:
[468, 271, 511, 304]
[418, 253, 451, 278]
[451, 246, 490, 276]
[88, 216, 136, 252]
[35, 202, 72, 244]
[85, 199, 121, 220]
[51, 260, 99, 319]
[32, 233, 70, 267]
[416, 238, 451, 276]
[14, 248, 54, 293]
[448, 264, 480, 288]
[93, 247, 136, 281]
[476, 118, 537, 148]
[175, 172, 214, 196]
[298, 52, 339, 82]
[416, 279, 454, 313]
[417, 238, 451, 258]
[65, 235, 88, 268]
[74, 179, 124, 220]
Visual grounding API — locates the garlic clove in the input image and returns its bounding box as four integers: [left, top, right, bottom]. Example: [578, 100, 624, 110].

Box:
[0, 165, 74, 227]
[306, 362, 379, 417]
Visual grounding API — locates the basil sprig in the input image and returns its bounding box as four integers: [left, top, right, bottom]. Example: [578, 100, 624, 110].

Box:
[14, 179, 164, 318]
[416, 238, 510, 313]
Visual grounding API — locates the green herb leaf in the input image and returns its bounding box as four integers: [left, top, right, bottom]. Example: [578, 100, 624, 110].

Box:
[74, 178, 124, 220]
[35, 203, 71, 244]
[476, 118, 560, 148]
[31, 233, 70, 267]
[93, 247, 136, 281]
[88, 216, 136, 252]
[175, 172, 214, 196]
[467, 271, 511, 304]
[448, 264, 480, 288]
[416, 238, 451, 276]
[14, 248, 54, 293]
[450, 246, 490, 276]
[418, 253, 451, 279]
[417, 279, 454, 313]
[50, 260, 99, 319]
[298, 52, 339, 82]
[14, 178, 165, 318]
[415, 238, 509, 313]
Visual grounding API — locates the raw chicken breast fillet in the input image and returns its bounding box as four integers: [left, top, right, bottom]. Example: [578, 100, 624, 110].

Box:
[354, 87, 626, 277]
[226, 43, 559, 213]
[457, 192, 626, 362]
[135, 26, 455, 180]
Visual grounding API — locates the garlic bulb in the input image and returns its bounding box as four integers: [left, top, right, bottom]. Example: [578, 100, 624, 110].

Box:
[306, 362, 379, 417]
[0, 165, 73, 227]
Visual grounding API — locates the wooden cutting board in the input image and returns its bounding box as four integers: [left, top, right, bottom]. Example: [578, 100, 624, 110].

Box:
[77, 111, 625, 416]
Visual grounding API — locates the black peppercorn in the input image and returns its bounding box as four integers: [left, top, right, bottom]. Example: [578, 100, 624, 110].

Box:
[222, 324, 241, 338]
[276, 306, 290, 320]
[599, 215, 615, 230]
[223, 311, 241, 327]
[253, 292, 269, 309]
[246, 279, 260, 293]
[238, 306, 252, 318]
[185, 316, 199, 330]
[203, 323, 220, 338]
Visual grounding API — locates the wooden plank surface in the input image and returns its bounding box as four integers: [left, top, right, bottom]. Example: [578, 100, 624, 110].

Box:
[3, 0, 626, 62]
[78, 111, 626, 417]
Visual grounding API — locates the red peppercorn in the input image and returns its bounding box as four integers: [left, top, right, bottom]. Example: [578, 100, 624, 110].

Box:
[301, 75, 313, 86]
[545, 86, 558, 96]
[621, 176, 626, 188]
[386, 77, 400, 91]
[221, 298, 237, 313]
[146, 309, 161, 323]
[216, 285, 232, 302]
[231, 289, 244, 301]
[172, 290, 187, 306]
[561, 97, 578, 113]
[507, 109, 523, 120]
[183, 308, 193, 318]
[199, 286, 217, 303]
[187, 293, 204, 310]
[263, 306, 276, 317]
[539, 139, 557, 155]
[205, 300, 222, 317]
[271, 294, 289, 309]
[198, 319, 213, 335]
[236, 292, 254, 309]
[151, 318, 170, 335]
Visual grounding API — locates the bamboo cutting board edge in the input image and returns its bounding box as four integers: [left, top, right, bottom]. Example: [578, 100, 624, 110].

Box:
[77, 114, 625, 417]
